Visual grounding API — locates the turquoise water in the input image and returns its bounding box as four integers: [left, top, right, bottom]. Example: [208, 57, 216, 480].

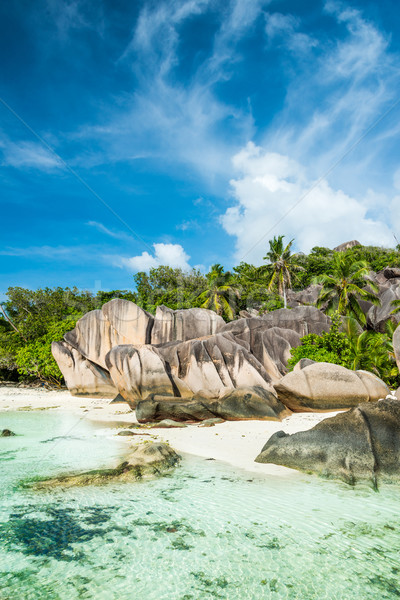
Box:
[1, 411, 400, 599]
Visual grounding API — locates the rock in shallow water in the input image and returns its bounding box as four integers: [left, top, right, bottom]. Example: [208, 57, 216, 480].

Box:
[1, 429, 16, 437]
[28, 442, 181, 489]
[255, 399, 400, 487]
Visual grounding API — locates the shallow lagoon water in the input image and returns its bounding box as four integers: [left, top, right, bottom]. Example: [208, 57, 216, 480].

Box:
[1, 411, 400, 599]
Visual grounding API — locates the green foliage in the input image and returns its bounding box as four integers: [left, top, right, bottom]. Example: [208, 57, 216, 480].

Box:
[314, 252, 379, 325]
[288, 313, 351, 369]
[15, 319, 78, 385]
[261, 235, 304, 307]
[134, 266, 207, 313]
[197, 264, 240, 321]
[288, 313, 400, 388]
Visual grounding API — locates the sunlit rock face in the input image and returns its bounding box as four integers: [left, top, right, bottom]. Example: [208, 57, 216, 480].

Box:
[255, 399, 400, 487]
[64, 299, 154, 369]
[151, 305, 225, 345]
[273, 362, 389, 412]
[105, 332, 276, 408]
[51, 340, 117, 397]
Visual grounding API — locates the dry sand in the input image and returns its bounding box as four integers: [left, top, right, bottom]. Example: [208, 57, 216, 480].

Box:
[0, 386, 339, 477]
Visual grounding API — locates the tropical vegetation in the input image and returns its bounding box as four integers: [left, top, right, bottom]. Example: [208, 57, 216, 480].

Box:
[1, 239, 400, 387]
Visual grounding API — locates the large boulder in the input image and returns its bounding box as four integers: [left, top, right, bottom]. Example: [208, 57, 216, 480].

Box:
[273, 362, 389, 412]
[255, 399, 400, 487]
[51, 341, 117, 397]
[64, 299, 154, 369]
[105, 344, 192, 406]
[367, 285, 400, 333]
[260, 306, 331, 336]
[136, 386, 289, 422]
[287, 284, 322, 308]
[151, 305, 225, 345]
[221, 318, 301, 380]
[106, 332, 275, 407]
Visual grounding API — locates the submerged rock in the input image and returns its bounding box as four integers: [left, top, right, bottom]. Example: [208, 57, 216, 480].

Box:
[1, 429, 16, 437]
[273, 362, 389, 411]
[29, 442, 181, 489]
[255, 399, 400, 487]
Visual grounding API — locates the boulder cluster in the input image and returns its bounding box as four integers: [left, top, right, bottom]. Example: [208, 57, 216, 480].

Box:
[52, 300, 389, 423]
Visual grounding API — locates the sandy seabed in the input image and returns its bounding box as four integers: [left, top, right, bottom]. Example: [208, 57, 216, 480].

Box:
[0, 386, 339, 477]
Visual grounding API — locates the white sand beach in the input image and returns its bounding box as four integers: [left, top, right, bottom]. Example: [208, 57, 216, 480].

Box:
[0, 386, 339, 477]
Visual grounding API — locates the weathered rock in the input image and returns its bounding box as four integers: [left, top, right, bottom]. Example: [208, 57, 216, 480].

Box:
[273, 362, 389, 412]
[383, 267, 400, 279]
[136, 386, 289, 423]
[260, 306, 331, 336]
[151, 305, 224, 345]
[107, 332, 275, 406]
[333, 240, 361, 252]
[293, 358, 316, 371]
[367, 285, 400, 333]
[51, 341, 117, 397]
[255, 399, 400, 486]
[30, 442, 181, 488]
[287, 285, 322, 308]
[64, 299, 154, 369]
[393, 325, 400, 372]
[1, 429, 16, 437]
[109, 394, 128, 404]
[105, 344, 187, 406]
[221, 319, 301, 380]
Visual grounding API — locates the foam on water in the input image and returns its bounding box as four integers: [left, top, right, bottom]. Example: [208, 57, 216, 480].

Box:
[1, 411, 400, 599]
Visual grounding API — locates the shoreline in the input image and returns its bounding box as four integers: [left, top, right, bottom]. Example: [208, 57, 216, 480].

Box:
[0, 386, 339, 478]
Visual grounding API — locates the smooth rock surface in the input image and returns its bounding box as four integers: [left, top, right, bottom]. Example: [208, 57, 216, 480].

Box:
[255, 399, 400, 486]
[273, 362, 389, 411]
[51, 341, 117, 397]
[151, 305, 224, 345]
[64, 299, 154, 369]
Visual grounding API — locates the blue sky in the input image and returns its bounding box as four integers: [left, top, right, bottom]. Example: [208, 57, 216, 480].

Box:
[1, 0, 400, 295]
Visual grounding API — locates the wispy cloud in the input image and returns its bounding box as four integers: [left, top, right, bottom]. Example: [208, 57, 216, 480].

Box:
[1, 140, 62, 171]
[86, 221, 133, 241]
[78, 0, 269, 180]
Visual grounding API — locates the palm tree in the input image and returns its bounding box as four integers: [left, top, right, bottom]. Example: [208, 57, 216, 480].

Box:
[197, 264, 240, 321]
[314, 253, 379, 325]
[262, 235, 304, 308]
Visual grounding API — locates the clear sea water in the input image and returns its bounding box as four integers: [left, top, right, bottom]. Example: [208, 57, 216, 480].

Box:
[1, 410, 400, 600]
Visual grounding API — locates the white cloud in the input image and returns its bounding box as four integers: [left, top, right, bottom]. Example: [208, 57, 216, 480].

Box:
[1, 141, 62, 171]
[121, 243, 191, 272]
[221, 142, 394, 263]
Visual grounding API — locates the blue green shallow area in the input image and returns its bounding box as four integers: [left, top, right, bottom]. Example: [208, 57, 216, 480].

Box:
[1, 411, 400, 599]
